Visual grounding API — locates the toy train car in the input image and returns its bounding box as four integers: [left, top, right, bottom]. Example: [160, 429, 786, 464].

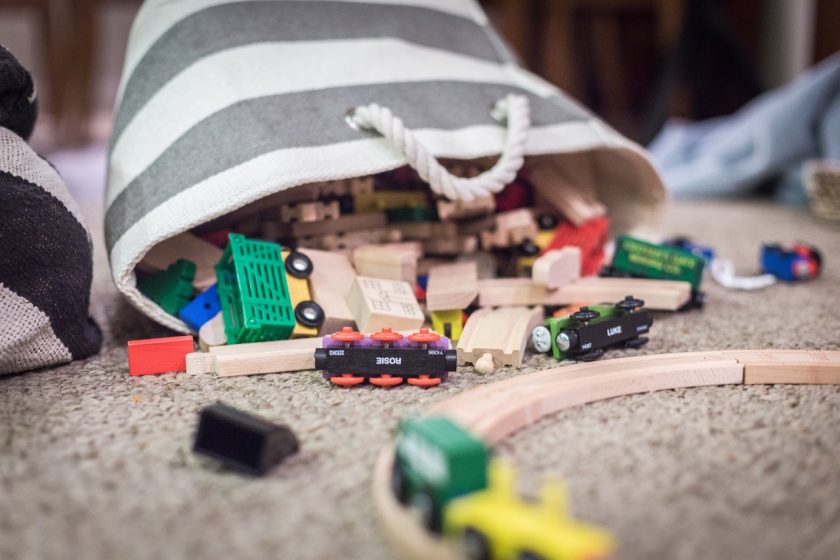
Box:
[392, 417, 616, 560]
[531, 296, 653, 362]
[601, 235, 706, 309]
[760, 242, 822, 281]
[314, 327, 457, 388]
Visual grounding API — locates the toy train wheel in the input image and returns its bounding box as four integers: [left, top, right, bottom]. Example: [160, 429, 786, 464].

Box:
[370, 374, 403, 387]
[285, 250, 314, 278]
[625, 336, 649, 349]
[371, 327, 404, 344]
[391, 465, 408, 504]
[577, 349, 605, 362]
[330, 373, 365, 387]
[462, 528, 491, 560]
[411, 490, 439, 532]
[571, 307, 600, 323]
[616, 295, 644, 312]
[408, 328, 440, 345]
[331, 327, 364, 344]
[295, 300, 325, 328]
[407, 374, 441, 388]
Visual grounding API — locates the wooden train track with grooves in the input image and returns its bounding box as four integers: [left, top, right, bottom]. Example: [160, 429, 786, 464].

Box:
[372, 349, 840, 560]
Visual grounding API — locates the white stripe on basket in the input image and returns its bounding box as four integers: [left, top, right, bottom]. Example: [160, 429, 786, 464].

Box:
[110, 119, 614, 330]
[117, 0, 487, 104]
[107, 38, 521, 207]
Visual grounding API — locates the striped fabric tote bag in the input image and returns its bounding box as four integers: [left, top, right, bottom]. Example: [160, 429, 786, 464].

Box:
[106, 0, 666, 331]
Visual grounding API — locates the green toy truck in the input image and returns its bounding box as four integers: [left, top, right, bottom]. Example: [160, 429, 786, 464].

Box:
[392, 416, 490, 532]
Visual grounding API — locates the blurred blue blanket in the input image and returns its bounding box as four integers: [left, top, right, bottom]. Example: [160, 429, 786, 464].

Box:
[649, 53, 840, 201]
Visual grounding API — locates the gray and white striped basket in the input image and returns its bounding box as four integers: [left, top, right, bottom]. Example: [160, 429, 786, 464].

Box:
[105, 0, 667, 331]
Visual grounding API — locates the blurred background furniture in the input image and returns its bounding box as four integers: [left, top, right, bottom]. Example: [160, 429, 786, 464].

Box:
[0, 0, 838, 148]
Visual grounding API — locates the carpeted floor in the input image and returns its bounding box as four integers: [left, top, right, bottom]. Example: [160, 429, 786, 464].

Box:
[1, 199, 839, 560]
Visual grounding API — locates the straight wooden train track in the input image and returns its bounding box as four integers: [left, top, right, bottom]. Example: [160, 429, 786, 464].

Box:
[371, 349, 840, 560]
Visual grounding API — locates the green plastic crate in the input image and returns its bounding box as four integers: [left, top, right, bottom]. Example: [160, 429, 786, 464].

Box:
[215, 234, 295, 344]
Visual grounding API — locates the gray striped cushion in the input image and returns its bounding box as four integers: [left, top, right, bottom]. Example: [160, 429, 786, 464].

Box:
[106, 0, 665, 331]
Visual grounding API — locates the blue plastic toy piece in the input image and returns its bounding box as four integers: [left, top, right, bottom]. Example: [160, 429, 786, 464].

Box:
[178, 284, 221, 331]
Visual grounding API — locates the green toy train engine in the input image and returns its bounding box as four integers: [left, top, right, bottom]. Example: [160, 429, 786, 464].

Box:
[392, 416, 490, 532]
[531, 296, 653, 362]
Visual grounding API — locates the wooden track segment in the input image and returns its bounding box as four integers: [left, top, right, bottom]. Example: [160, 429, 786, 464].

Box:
[372, 349, 840, 560]
[724, 349, 840, 384]
[456, 307, 544, 368]
[477, 276, 692, 310]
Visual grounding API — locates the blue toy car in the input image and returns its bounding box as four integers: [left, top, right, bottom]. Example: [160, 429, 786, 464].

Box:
[760, 243, 822, 281]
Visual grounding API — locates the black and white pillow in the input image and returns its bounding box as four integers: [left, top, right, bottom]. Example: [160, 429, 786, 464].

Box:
[0, 45, 101, 374]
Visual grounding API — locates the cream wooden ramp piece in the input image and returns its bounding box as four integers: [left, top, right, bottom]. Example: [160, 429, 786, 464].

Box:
[456, 306, 544, 369]
[371, 349, 840, 560]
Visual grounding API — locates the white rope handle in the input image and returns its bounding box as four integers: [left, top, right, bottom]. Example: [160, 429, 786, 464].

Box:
[349, 94, 531, 201]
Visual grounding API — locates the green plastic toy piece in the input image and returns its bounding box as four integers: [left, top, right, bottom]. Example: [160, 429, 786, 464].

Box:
[611, 235, 705, 290]
[392, 416, 489, 532]
[214, 233, 296, 345]
[385, 206, 438, 223]
[137, 259, 196, 315]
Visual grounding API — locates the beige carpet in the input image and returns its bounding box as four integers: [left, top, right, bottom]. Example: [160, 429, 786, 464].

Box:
[1, 199, 838, 560]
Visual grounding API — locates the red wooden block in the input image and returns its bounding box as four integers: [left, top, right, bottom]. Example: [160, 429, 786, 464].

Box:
[128, 335, 194, 376]
[543, 216, 609, 276]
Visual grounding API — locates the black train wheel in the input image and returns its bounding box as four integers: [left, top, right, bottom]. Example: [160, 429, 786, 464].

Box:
[285, 250, 314, 278]
[295, 301, 325, 328]
[463, 528, 491, 560]
[616, 295, 645, 312]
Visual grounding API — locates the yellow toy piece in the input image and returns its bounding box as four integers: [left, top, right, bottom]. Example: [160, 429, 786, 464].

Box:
[281, 250, 323, 338]
[443, 460, 616, 560]
[353, 190, 429, 213]
[431, 309, 463, 342]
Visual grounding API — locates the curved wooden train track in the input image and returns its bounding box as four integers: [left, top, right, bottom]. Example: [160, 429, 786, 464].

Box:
[372, 349, 840, 560]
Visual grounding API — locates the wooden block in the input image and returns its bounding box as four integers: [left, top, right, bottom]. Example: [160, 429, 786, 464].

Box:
[299, 248, 357, 335]
[304, 228, 402, 252]
[479, 208, 537, 250]
[531, 247, 581, 289]
[280, 200, 340, 223]
[436, 196, 495, 220]
[456, 306, 544, 368]
[424, 235, 478, 256]
[186, 352, 216, 375]
[346, 276, 425, 333]
[353, 244, 421, 286]
[139, 232, 222, 291]
[426, 262, 478, 311]
[477, 276, 692, 311]
[529, 161, 606, 226]
[199, 311, 228, 350]
[127, 335, 194, 376]
[290, 212, 387, 238]
[457, 213, 497, 236]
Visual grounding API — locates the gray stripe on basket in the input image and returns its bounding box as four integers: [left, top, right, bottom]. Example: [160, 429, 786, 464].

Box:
[105, 80, 589, 249]
[113, 0, 503, 143]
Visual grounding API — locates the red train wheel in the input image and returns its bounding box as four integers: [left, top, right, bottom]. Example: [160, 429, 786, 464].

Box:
[408, 328, 441, 346]
[331, 327, 364, 345]
[330, 373, 365, 387]
[370, 327, 404, 345]
[407, 374, 441, 388]
[370, 374, 404, 387]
